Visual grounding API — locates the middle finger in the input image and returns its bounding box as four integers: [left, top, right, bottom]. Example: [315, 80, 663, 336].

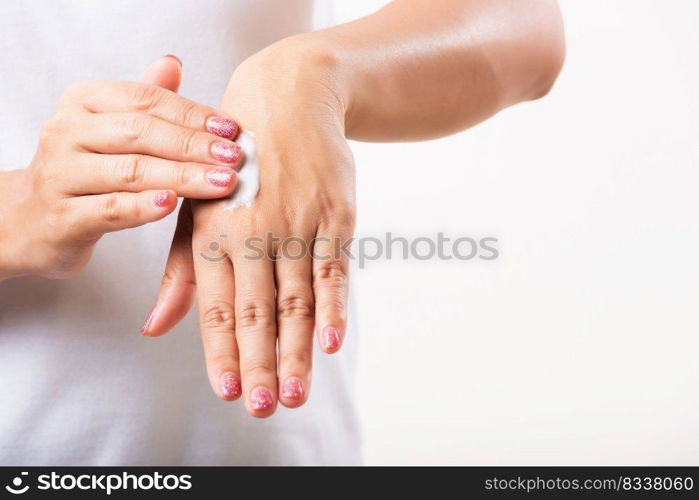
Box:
[77, 112, 243, 166]
[233, 246, 279, 417]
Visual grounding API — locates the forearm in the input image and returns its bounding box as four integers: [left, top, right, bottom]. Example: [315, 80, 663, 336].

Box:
[296, 0, 565, 142]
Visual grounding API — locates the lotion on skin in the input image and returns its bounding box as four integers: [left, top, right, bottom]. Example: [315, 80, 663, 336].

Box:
[224, 129, 260, 209]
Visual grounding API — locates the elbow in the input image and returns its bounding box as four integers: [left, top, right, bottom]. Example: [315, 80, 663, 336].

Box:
[529, 2, 567, 100]
[488, 0, 566, 106]
[534, 22, 566, 99]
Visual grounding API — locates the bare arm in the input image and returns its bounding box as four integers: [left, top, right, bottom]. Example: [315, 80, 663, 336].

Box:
[295, 0, 565, 141]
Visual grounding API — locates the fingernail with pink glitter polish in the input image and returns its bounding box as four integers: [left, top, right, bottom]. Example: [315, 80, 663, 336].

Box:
[206, 116, 239, 140]
[249, 386, 273, 411]
[206, 167, 235, 188]
[152, 190, 170, 208]
[218, 372, 241, 400]
[211, 141, 241, 164]
[321, 326, 341, 352]
[281, 376, 304, 400]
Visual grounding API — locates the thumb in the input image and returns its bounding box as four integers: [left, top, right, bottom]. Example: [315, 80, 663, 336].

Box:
[142, 201, 196, 337]
[139, 54, 183, 92]
[137, 56, 196, 336]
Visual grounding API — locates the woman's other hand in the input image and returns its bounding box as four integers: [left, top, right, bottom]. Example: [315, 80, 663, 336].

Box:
[0, 56, 242, 280]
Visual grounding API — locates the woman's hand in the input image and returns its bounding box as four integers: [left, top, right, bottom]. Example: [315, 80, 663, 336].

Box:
[144, 41, 356, 417]
[145, 0, 564, 417]
[0, 58, 243, 281]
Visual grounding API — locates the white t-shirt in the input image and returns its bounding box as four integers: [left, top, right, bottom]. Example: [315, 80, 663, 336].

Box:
[0, 0, 360, 465]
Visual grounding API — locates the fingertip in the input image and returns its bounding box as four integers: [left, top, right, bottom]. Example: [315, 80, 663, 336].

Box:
[319, 326, 342, 354]
[206, 116, 240, 140]
[279, 399, 306, 409]
[210, 141, 244, 169]
[218, 372, 242, 401]
[163, 54, 183, 67]
[152, 189, 176, 209]
[139, 55, 182, 92]
[248, 408, 276, 419]
[246, 386, 277, 418]
[146, 190, 177, 221]
[140, 304, 158, 336]
[144, 279, 197, 337]
[248, 408, 276, 418]
[142, 326, 168, 337]
[279, 376, 307, 408]
[145, 190, 177, 222]
[140, 301, 173, 337]
[205, 167, 238, 195]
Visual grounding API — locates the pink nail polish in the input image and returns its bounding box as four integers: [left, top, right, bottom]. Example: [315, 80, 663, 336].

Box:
[281, 377, 304, 399]
[249, 386, 273, 411]
[141, 305, 157, 334]
[322, 327, 341, 351]
[152, 190, 170, 207]
[218, 372, 241, 399]
[206, 116, 239, 140]
[211, 141, 241, 164]
[206, 168, 235, 188]
[163, 54, 182, 67]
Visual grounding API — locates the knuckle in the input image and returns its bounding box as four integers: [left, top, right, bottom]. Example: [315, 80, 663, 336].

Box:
[315, 259, 348, 284]
[131, 84, 164, 110]
[277, 294, 314, 320]
[30, 169, 50, 192]
[45, 201, 72, 239]
[61, 82, 87, 103]
[113, 155, 146, 186]
[39, 116, 66, 143]
[98, 194, 123, 223]
[175, 101, 200, 127]
[317, 294, 346, 315]
[236, 297, 275, 330]
[333, 209, 357, 231]
[46, 199, 68, 223]
[160, 268, 175, 287]
[242, 356, 276, 377]
[177, 130, 199, 158]
[280, 351, 311, 368]
[117, 113, 149, 141]
[161, 266, 196, 289]
[318, 200, 356, 232]
[209, 351, 236, 368]
[175, 163, 197, 187]
[202, 301, 236, 332]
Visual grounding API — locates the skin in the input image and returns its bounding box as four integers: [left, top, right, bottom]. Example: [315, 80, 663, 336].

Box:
[0, 57, 243, 281]
[145, 0, 566, 417]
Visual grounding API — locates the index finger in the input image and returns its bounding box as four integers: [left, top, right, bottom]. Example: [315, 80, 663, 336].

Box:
[68, 81, 239, 139]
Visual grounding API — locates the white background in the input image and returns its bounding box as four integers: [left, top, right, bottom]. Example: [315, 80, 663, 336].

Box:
[336, 0, 699, 464]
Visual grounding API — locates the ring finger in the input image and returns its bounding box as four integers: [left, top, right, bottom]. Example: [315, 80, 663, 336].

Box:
[76, 112, 244, 167]
[275, 251, 315, 408]
[64, 153, 238, 198]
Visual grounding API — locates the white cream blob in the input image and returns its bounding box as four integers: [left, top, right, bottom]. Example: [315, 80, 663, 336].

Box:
[224, 129, 260, 209]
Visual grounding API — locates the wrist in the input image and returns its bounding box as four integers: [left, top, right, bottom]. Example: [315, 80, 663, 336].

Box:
[228, 34, 352, 133]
